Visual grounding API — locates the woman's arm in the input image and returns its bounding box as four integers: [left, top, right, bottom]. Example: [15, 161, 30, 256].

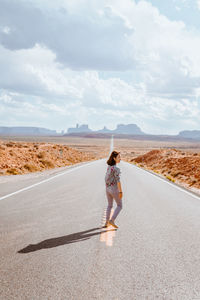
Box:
[117, 181, 123, 199]
[117, 181, 122, 192]
[112, 166, 122, 197]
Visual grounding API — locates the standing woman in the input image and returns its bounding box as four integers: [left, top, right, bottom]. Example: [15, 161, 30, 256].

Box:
[104, 151, 123, 228]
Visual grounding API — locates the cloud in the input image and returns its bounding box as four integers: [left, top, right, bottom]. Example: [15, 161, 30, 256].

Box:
[0, 43, 85, 100]
[118, 1, 200, 102]
[1, 0, 200, 134]
[0, 0, 135, 71]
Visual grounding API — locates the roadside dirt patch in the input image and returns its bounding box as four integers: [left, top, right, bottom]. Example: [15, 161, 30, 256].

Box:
[126, 148, 200, 190]
[0, 140, 97, 176]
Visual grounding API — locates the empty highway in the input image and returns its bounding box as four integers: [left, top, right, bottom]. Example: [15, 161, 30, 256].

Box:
[1, 146, 200, 299]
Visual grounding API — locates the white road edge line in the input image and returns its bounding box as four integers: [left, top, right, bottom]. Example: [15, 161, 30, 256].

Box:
[0, 159, 105, 201]
[125, 161, 200, 200]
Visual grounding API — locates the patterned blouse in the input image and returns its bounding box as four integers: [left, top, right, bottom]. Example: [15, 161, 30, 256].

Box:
[105, 165, 121, 187]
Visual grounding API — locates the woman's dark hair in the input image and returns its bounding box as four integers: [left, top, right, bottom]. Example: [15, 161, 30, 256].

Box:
[107, 151, 120, 166]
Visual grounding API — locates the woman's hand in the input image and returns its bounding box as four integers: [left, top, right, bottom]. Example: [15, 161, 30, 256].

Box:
[119, 191, 123, 199]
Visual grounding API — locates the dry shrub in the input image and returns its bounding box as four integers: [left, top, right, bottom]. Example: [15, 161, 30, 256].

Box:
[40, 160, 54, 168]
[153, 170, 160, 174]
[171, 171, 181, 177]
[24, 164, 39, 172]
[6, 142, 14, 147]
[16, 144, 23, 148]
[37, 152, 46, 159]
[34, 144, 39, 150]
[6, 168, 19, 175]
[165, 175, 175, 182]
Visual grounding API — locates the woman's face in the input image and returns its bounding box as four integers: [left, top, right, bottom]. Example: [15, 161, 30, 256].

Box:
[115, 153, 121, 163]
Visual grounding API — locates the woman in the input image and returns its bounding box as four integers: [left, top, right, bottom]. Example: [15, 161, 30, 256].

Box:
[103, 150, 123, 229]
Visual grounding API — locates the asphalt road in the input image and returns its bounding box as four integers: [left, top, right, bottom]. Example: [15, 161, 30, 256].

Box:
[1, 157, 200, 299]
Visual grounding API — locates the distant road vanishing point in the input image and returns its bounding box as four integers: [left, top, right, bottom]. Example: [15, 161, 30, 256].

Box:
[0, 137, 200, 299]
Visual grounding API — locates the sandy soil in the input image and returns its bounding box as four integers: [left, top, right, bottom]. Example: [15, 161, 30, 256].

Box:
[113, 138, 200, 195]
[124, 148, 200, 195]
[0, 139, 101, 176]
[0, 136, 110, 159]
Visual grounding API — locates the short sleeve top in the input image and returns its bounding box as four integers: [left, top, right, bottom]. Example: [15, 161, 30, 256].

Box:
[105, 165, 121, 187]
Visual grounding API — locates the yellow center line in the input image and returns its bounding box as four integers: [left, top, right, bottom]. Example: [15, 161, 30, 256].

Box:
[100, 208, 116, 247]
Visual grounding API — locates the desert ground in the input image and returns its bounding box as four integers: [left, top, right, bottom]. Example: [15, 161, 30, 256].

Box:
[1, 135, 200, 195]
[0, 136, 110, 176]
[114, 138, 200, 195]
[0, 135, 110, 161]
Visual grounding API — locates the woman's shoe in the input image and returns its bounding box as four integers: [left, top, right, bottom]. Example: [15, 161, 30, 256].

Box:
[102, 221, 109, 228]
[108, 219, 118, 228]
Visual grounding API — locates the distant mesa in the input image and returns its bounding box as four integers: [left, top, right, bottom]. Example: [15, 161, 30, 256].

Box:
[1, 125, 200, 141]
[97, 126, 111, 133]
[67, 123, 145, 135]
[65, 124, 200, 141]
[112, 124, 145, 135]
[67, 123, 92, 133]
[0, 126, 57, 136]
[178, 130, 200, 140]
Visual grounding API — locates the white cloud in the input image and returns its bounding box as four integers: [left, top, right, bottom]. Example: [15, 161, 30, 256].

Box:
[197, 0, 200, 10]
[1, 26, 11, 34]
[0, 0, 135, 71]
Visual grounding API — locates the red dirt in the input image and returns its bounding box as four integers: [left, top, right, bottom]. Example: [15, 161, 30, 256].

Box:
[128, 148, 200, 189]
[0, 140, 96, 175]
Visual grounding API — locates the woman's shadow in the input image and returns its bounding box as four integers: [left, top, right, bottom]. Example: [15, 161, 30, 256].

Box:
[17, 227, 116, 254]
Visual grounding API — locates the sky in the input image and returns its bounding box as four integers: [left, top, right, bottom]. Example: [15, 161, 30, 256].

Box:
[1, 0, 200, 134]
